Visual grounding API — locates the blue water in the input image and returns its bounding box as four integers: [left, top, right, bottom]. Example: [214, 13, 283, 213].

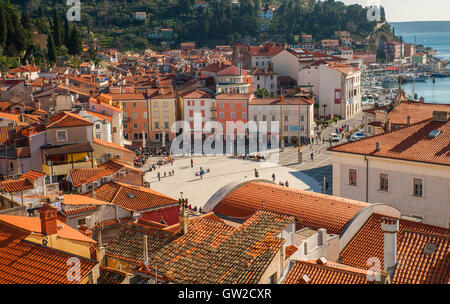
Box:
[397, 31, 450, 104]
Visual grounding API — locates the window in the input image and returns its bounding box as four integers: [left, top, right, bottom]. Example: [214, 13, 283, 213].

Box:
[164, 111, 169, 118]
[301, 115, 304, 122]
[154, 111, 159, 117]
[285, 116, 288, 121]
[77, 218, 86, 226]
[254, 115, 257, 121]
[220, 102, 224, 108]
[133, 123, 138, 129]
[132, 112, 137, 119]
[95, 133, 101, 139]
[201, 110, 205, 117]
[189, 110, 194, 117]
[154, 101, 159, 107]
[143, 112, 147, 119]
[263, 115, 266, 121]
[272, 115, 275, 121]
[164, 101, 168, 107]
[413, 178, 423, 197]
[132, 102, 137, 108]
[123, 123, 128, 129]
[124, 133, 129, 140]
[200, 100, 205, 106]
[164, 122, 169, 129]
[379, 173, 389, 192]
[268, 273, 277, 284]
[143, 102, 147, 108]
[231, 112, 235, 119]
[242, 112, 247, 119]
[155, 122, 159, 129]
[123, 102, 126, 108]
[230, 103, 235, 108]
[349, 169, 357, 186]
[220, 112, 224, 119]
[143, 123, 147, 129]
[95, 124, 101, 130]
[56, 130, 67, 143]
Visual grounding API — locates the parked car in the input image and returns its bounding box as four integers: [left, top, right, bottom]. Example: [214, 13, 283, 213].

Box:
[351, 132, 365, 141]
[330, 133, 340, 142]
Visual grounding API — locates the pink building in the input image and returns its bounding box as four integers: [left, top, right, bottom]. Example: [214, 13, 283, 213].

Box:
[353, 52, 377, 65]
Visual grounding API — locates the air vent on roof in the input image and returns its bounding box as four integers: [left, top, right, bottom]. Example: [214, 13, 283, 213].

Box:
[127, 193, 135, 199]
[428, 130, 441, 138]
[423, 242, 437, 254]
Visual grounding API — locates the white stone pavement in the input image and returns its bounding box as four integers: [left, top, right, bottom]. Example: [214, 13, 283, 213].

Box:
[144, 155, 322, 209]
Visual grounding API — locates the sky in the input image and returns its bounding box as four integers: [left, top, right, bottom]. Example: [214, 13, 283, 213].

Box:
[339, 0, 450, 22]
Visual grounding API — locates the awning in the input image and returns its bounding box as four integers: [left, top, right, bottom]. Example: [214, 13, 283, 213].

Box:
[42, 142, 94, 156]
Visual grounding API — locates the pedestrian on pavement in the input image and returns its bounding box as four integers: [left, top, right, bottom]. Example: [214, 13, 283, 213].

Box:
[272, 173, 276, 182]
[285, 180, 289, 187]
[191, 158, 193, 168]
[157, 172, 160, 181]
[311, 152, 314, 161]
[171, 158, 174, 166]
[172, 169, 175, 176]
[322, 138, 325, 144]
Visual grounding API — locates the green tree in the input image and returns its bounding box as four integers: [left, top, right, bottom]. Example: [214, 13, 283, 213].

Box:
[64, 19, 71, 48]
[68, 26, 82, 55]
[254, 88, 270, 98]
[52, 8, 63, 47]
[47, 33, 56, 62]
[0, 3, 6, 49]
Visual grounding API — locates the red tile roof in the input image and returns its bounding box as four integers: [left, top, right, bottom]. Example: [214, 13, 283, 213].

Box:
[137, 210, 294, 284]
[213, 181, 368, 235]
[21, 170, 46, 181]
[0, 222, 97, 284]
[93, 181, 178, 212]
[0, 214, 96, 243]
[339, 213, 450, 284]
[329, 118, 450, 166]
[387, 101, 450, 126]
[47, 112, 93, 128]
[0, 178, 34, 193]
[284, 259, 370, 284]
[92, 137, 134, 154]
[63, 205, 98, 216]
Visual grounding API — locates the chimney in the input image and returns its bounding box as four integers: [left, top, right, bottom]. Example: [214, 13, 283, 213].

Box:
[298, 274, 310, 284]
[143, 235, 149, 265]
[38, 203, 58, 236]
[385, 119, 391, 132]
[381, 217, 399, 278]
[178, 198, 189, 235]
[432, 111, 449, 122]
[406, 116, 411, 125]
[376, 141, 381, 151]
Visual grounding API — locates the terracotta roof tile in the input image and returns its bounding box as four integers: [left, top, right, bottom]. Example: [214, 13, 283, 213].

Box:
[0, 222, 97, 284]
[339, 213, 450, 284]
[329, 118, 450, 166]
[93, 181, 177, 212]
[213, 182, 368, 235]
[387, 101, 450, 125]
[47, 112, 93, 129]
[0, 214, 96, 244]
[284, 259, 370, 284]
[138, 211, 293, 284]
[0, 178, 34, 193]
[92, 137, 134, 154]
[63, 205, 98, 216]
[21, 170, 46, 181]
[98, 266, 127, 284]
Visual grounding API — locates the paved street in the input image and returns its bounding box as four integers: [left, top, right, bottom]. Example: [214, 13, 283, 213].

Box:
[143, 109, 366, 206]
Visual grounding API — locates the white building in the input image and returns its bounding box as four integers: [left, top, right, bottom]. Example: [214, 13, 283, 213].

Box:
[272, 48, 347, 83]
[76, 109, 113, 143]
[248, 97, 315, 145]
[251, 68, 277, 96]
[298, 61, 361, 119]
[329, 111, 450, 228]
[88, 97, 124, 146]
[181, 89, 215, 137]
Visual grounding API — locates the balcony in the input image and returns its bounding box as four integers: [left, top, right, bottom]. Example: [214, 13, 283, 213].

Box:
[123, 116, 131, 122]
[42, 160, 95, 177]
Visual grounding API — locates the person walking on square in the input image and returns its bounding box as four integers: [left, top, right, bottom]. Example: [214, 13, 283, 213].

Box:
[285, 180, 289, 187]
[157, 172, 160, 181]
[191, 158, 193, 168]
[272, 173, 276, 182]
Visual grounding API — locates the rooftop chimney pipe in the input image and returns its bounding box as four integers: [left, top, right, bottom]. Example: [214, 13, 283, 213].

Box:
[381, 217, 399, 278]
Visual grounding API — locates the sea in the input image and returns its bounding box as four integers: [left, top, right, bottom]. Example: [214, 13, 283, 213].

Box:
[395, 29, 450, 104]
